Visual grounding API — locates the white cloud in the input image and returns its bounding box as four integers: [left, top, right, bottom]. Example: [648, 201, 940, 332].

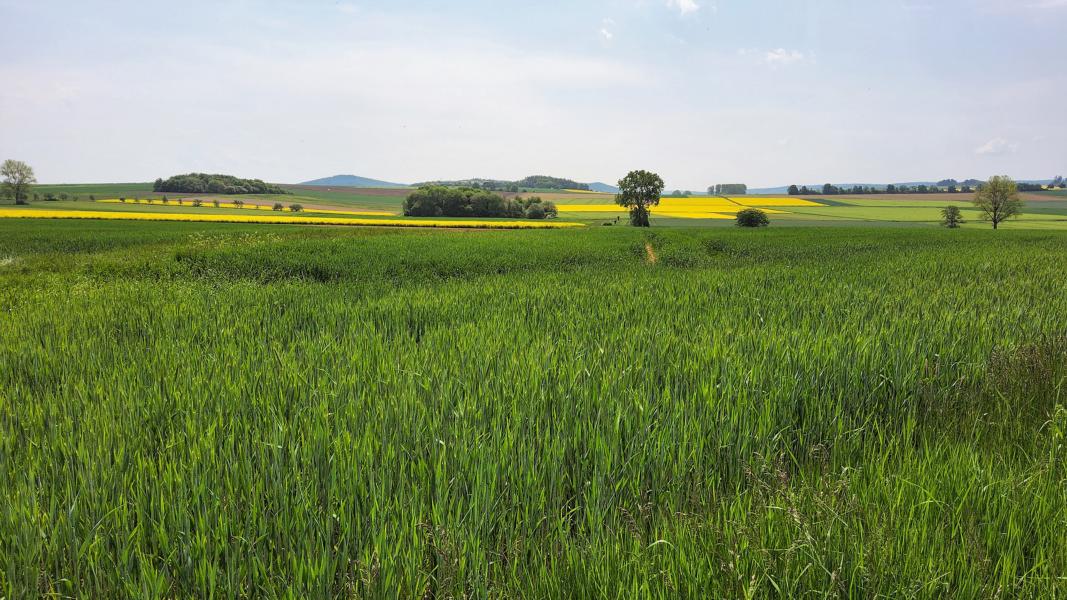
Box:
[974, 138, 1021, 155]
[599, 18, 615, 41]
[763, 48, 806, 67]
[665, 0, 700, 16]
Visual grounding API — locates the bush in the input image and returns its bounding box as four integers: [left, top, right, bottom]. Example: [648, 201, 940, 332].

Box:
[736, 208, 770, 227]
[191, 199, 203, 207]
[524, 203, 546, 220]
[289, 204, 303, 213]
[941, 205, 965, 228]
[212, 199, 220, 208]
[273, 203, 284, 211]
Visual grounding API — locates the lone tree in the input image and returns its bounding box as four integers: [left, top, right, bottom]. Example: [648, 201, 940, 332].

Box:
[940, 205, 964, 228]
[616, 170, 664, 227]
[1, 160, 36, 205]
[736, 208, 770, 227]
[973, 175, 1023, 230]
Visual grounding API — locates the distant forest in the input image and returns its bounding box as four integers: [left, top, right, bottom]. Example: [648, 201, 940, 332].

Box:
[153, 174, 289, 195]
[413, 175, 590, 192]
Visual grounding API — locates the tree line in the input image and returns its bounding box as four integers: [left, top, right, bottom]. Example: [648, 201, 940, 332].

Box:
[403, 186, 558, 219]
[789, 177, 1065, 196]
[709, 184, 748, 195]
[153, 173, 289, 195]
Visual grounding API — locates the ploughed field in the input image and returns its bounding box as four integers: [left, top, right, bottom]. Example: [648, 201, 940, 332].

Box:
[1, 220, 1066, 597]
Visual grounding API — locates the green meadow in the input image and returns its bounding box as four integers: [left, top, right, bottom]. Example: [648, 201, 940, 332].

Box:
[1, 219, 1065, 597]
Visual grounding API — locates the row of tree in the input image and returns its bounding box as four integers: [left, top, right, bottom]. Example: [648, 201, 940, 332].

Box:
[403, 186, 558, 219]
[789, 177, 1065, 195]
[709, 184, 748, 195]
[153, 173, 289, 195]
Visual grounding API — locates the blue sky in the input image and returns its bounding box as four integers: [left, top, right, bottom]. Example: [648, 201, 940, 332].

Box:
[1, 0, 1064, 188]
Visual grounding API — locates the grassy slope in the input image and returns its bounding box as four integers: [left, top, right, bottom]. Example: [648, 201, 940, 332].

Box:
[1, 220, 1065, 597]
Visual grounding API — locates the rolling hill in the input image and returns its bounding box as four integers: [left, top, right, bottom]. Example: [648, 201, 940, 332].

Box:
[300, 175, 409, 188]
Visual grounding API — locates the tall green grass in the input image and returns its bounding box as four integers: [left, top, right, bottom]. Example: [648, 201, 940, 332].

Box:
[1, 221, 1065, 597]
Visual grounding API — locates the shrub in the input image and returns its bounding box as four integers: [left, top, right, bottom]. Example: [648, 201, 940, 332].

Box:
[161, 195, 169, 204]
[191, 199, 203, 207]
[119, 197, 126, 203]
[233, 199, 244, 209]
[941, 205, 964, 228]
[45, 193, 58, 201]
[212, 199, 220, 208]
[524, 203, 546, 220]
[289, 204, 304, 213]
[736, 208, 770, 227]
[273, 203, 284, 211]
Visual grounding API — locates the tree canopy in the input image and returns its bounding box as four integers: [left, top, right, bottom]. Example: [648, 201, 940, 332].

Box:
[616, 170, 664, 227]
[153, 173, 289, 195]
[709, 184, 747, 195]
[403, 186, 556, 219]
[973, 176, 1023, 230]
[1, 159, 36, 205]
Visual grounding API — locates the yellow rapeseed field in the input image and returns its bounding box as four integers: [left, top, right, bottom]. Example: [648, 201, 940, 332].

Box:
[0, 209, 584, 229]
[557, 197, 794, 219]
[731, 197, 824, 207]
[556, 205, 628, 213]
[653, 212, 735, 220]
[98, 199, 393, 216]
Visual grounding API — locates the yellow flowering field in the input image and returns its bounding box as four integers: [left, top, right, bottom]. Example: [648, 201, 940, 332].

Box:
[98, 199, 393, 216]
[653, 211, 735, 220]
[730, 197, 825, 207]
[558, 197, 795, 219]
[0, 209, 583, 229]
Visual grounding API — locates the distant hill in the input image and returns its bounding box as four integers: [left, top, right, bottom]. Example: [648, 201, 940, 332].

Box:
[301, 174, 620, 193]
[301, 175, 408, 188]
[588, 182, 619, 194]
[413, 175, 612, 193]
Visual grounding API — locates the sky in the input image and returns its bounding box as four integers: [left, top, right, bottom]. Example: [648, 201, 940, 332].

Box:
[1, 0, 1064, 189]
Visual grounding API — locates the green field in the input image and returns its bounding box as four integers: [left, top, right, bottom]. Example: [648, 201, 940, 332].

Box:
[1, 219, 1065, 597]
[14, 185, 1067, 229]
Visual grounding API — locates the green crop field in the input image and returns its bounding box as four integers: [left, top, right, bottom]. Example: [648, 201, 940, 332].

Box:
[1, 219, 1065, 597]
[11, 186, 1067, 229]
